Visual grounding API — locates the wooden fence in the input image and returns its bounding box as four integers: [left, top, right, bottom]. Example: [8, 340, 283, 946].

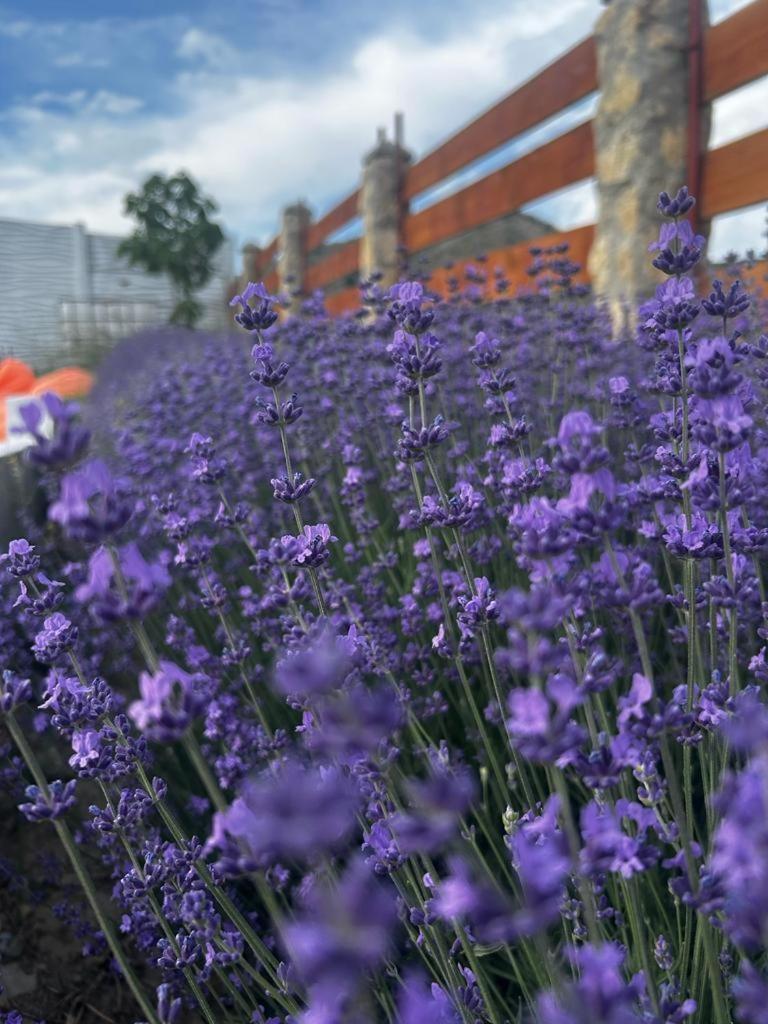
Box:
[251, 0, 768, 312]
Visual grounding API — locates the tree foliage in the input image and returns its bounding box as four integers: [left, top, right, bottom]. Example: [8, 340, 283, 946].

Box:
[118, 172, 225, 328]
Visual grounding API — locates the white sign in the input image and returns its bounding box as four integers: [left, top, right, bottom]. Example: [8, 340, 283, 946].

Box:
[0, 395, 53, 459]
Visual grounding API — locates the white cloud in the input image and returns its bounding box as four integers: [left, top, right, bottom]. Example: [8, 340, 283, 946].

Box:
[709, 0, 755, 24]
[177, 28, 240, 71]
[28, 89, 88, 108]
[0, 162, 137, 231]
[710, 75, 768, 149]
[53, 52, 110, 69]
[143, 0, 599, 243]
[0, 19, 36, 38]
[522, 179, 597, 232]
[8, 89, 142, 121]
[0, 0, 600, 249]
[709, 202, 767, 261]
[88, 91, 144, 116]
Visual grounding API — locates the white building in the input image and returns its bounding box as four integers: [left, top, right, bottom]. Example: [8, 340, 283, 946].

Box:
[0, 216, 234, 370]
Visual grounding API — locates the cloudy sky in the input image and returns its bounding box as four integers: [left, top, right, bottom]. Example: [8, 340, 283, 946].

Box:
[0, 0, 764, 267]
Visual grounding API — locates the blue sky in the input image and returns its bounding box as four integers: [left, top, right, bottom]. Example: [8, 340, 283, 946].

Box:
[0, 0, 764, 267]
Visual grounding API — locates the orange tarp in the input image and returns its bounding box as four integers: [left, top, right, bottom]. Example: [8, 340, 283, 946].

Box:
[0, 359, 93, 442]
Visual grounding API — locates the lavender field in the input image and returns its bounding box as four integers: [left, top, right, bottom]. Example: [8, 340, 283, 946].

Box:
[2, 188, 768, 1024]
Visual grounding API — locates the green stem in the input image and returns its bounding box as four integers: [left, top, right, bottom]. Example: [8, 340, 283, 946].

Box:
[5, 712, 161, 1024]
[183, 730, 228, 813]
[718, 451, 739, 692]
[99, 783, 218, 1024]
[550, 767, 599, 944]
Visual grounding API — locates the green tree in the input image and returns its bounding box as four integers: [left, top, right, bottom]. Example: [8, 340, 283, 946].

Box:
[118, 171, 225, 328]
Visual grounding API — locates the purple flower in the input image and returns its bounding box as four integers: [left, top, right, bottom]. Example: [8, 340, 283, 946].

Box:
[250, 341, 291, 387]
[506, 676, 586, 766]
[389, 329, 443, 386]
[128, 660, 205, 741]
[69, 728, 103, 771]
[39, 669, 113, 728]
[48, 459, 131, 541]
[733, 963, 768, 1024]
[281, 856, 396, 987]
[17, 392, 90, 469]
[230, 281, 279, 332]
[398, 972, 461, 1024]
[557, 409, 600, 447]
[0, 671, 32, 714]
[433, 856, 515, 942]
[3, 182, 766, 1021]
[650, 217, 704, 276]
[431, 622, 452, 658]
[283, 522, 337, 568]
[657, 186, 696, 218]
[510, 796, 570, 935]
[76, 543, 169, 620]
[580, 800, 660, 879]
[537, 942, 645, 1024]
[32, 613, 78, 663]
[456, 577, 498, 638]
[710, 753, 768, 949]
[645, 276, 700, 333]
[702, 279, 750, 322]
[19, 779, 77, 821]
[207, 760, 359, 868]
[306, 682, 403, 760]
[719, 689, 768, 753]
[694, 393, 752, 452]
[387, 280, 435, 334]
[254, 392, 303, 426]
[692, 336, 741, 398]
[270, 471, 316, 504]
[0, 538, 40, 578]
[156, 983, 183, 1024]
[388, 765, 476, 855]
[395, 417, 449, 462]
[273, 627, 356, 696]
[185, 432, 227, 484]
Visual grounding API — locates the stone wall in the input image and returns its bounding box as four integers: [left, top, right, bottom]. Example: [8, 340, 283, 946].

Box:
[410, 210, 552, 275]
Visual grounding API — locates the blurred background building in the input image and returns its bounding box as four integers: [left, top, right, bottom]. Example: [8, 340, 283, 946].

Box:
[0, 216, 233, 371]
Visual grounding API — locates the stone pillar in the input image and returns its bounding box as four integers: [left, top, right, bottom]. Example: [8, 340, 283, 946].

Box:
[588, 0, 710, 332]
[241, 243, 263, 283]
[279, 202, 311, 300]
[359, 128, 411, 289]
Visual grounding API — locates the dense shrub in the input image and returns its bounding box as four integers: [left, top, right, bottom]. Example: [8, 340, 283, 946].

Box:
[2, 188, 768, 1024]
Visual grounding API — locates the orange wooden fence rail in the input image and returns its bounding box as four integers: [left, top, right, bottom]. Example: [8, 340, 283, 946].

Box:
[306, 192, 360, 253]
[426, 224, 595, 297]
[306, 239, 359, 291]
[703, 0, 768, 100]
[251, 0, 768, 310]
[701, 127, 768, 219]
[403, 122, 595, 254]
